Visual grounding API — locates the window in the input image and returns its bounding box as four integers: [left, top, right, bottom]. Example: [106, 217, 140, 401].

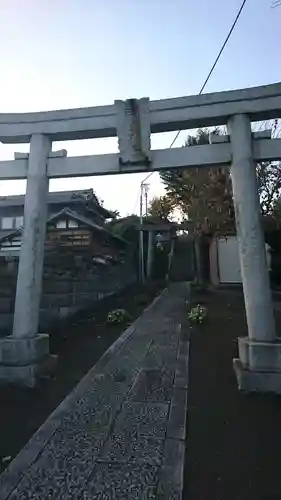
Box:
[68, 219, 78, 228]
[56, 220, 67, 229]
[2, 217, 14, 230]
[15, 216, 24, 228]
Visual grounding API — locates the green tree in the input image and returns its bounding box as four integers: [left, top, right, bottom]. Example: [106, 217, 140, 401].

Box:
[147, 195, 174, 220]
[160, 128, 235, 236]
[160, 128, 281, 236]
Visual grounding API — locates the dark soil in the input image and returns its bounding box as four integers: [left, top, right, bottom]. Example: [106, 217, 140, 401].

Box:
[0, 281, 162, 474]
[185, 287, 281, 500]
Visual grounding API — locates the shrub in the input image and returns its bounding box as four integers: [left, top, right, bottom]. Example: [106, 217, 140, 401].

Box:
[188, 304, 207, 324]
[107, 308, 131, 324]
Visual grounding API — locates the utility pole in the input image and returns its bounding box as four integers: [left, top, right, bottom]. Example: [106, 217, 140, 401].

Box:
[139, 174, 153, 284]
[139, 184, 145, 283]
[144, 183, 149, 216]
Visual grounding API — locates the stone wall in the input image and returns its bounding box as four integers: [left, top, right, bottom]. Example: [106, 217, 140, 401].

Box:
[0, 257, 136, 336]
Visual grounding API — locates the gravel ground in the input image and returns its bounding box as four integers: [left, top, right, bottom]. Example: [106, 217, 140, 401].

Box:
[184, 287, 281, 500]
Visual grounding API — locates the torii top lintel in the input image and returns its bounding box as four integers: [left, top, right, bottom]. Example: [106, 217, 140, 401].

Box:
[0, 82, 280, 144]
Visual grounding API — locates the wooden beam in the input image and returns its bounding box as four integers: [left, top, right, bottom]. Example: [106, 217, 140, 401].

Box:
[0, 82, 280, 143]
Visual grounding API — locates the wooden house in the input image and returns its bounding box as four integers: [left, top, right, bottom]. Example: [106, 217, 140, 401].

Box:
[0, 190, 128, 265]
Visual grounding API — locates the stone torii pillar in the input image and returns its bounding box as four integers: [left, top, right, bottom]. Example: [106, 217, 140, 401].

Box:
[228, 114, 281, 393]
[0, 134, 52, 387]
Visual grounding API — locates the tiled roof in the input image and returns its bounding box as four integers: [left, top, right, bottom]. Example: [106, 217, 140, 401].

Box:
[0, 189, 112, 218]
[0, 208, 128, 246]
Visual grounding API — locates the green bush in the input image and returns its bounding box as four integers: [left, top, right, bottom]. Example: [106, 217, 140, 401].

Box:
[188, 304, 207, 325]
[107, 308, 131, 324]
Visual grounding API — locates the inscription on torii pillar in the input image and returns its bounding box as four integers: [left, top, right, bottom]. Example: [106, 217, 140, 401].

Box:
[115, 97, 151, 167]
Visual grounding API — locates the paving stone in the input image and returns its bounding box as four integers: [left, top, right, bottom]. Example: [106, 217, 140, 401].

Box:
[0, 284, 189, 500]
[9, 454, 95, 500]
[48, 395, 133, 461]
[179, 321, 190, 342]
[154, 332, 179, 349]
[83, 463, 158, 499]
[178, 339, 189, 359]
[0, 416, 62, 500]
[167, 388, 188, 440]
[156, 439, 185, 500]
[112, 401, 169, 438]
[47, 422, 110, 462]
[174, 355, 189, 389]
[129, 368, 174, 403]
[142, 345, 178, 371]
[99, 433, 165, 466]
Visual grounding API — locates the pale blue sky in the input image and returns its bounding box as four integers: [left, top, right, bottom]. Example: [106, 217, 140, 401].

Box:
[0, 0, 280, 215]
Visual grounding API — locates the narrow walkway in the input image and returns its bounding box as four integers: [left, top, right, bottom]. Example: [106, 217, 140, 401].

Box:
[0, 283, 189, 500]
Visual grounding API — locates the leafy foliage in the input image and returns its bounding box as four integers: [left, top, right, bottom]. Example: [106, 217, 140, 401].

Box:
[107, 215, 139, 236]
[161, 129, 235, 236]
[147, 195, 174, 220]
[160, 128, 281, 236]
[188, 304, 207, 324]
[106, 308, 131, 324]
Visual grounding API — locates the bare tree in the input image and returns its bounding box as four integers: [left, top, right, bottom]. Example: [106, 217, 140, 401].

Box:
[257, 162, 281, 216]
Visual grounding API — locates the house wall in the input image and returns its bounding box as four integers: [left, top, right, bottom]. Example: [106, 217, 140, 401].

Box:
[0, 195, 131, 335]
[1, 224, 125, 260]
[0, 199, 105, 233]
[46, 227, 92, 248]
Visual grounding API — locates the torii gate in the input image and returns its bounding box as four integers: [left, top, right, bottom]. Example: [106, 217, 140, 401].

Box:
[0, 84, 281, 391]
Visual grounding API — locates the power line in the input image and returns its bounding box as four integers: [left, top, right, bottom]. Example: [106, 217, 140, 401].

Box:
[132, 187, 141, 214]
[131, 172, 154, 214]
[169, 0, 248, 148]
[135, 0, 248, 213]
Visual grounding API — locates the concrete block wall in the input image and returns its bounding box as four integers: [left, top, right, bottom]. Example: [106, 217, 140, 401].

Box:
[0, 261, 137, 337]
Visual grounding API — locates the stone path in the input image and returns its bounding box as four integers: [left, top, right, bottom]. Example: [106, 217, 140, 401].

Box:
[0, 283, 189, 500]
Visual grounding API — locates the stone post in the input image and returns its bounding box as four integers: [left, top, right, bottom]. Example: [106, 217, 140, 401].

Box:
[0, 134, 52, 387]
[194, 237, 204, 285]
[228, 114, 281, 393]
[13, 134, 51, 337]
[146, 230, 154, 279]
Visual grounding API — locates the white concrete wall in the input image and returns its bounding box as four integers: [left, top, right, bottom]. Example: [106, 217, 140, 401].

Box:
[214, 236, 271, 284]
